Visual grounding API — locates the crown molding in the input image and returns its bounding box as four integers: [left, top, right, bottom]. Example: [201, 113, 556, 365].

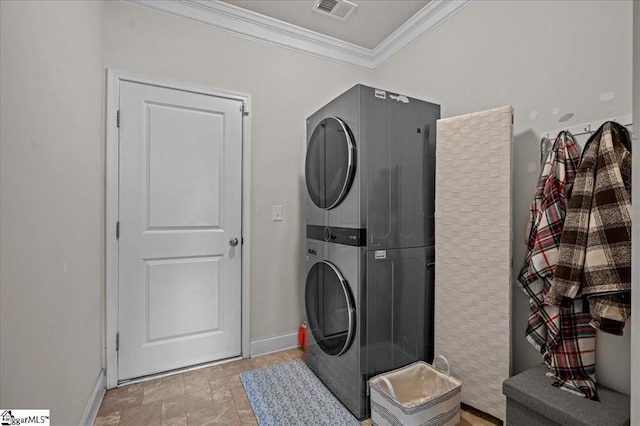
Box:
[372, 0, 471, 68]
[123, 0, 472, 70]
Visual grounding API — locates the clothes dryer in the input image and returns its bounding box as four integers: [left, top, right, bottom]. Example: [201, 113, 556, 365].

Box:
[305, 85, 364, 233]
[305, 84, 440, 249]
[304, 85, 440, 420]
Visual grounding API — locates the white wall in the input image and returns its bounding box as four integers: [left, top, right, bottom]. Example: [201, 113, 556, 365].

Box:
[102, 1, 370, 341]
[370, 0, 633, 394]
[0, 1, 105, 424]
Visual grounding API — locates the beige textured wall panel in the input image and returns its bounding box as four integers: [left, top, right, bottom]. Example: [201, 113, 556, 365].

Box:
[434, 106, 513, 421]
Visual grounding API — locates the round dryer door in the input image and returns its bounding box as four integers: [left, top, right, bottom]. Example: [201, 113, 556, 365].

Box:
[305, 117, 355, 210]
[305, 261, 355, 356]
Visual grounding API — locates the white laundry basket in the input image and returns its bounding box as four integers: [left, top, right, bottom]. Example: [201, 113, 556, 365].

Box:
[369, 356, 462, 426]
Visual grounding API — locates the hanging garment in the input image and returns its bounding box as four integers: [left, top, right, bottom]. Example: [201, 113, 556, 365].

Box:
[548, 122, 632, 336]
[518, 131, 597, 400]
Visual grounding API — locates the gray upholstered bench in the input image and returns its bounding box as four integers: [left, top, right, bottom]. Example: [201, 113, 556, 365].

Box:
[502, 364, 630, 426]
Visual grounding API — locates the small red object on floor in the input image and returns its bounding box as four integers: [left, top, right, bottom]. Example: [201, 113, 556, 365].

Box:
[298, 321, 307, 351]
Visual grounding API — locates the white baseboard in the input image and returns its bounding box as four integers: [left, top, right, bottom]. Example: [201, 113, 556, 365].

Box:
[80, 369, 106, 426]
[250, 331, 298, 357]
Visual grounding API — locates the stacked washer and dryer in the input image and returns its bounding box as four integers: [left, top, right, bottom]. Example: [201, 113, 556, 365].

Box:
[304, 84, 440, 419]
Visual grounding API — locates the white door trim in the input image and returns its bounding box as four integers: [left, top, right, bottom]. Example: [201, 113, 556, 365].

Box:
[105, 68, 251, 388]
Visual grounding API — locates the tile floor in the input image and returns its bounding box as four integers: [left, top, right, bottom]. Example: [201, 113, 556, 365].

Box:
[94, 348, 501, 425]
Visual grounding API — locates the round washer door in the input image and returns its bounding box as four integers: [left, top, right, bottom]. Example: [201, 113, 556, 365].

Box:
[305, 261, 355, 356]
[305, 117, 355, 210]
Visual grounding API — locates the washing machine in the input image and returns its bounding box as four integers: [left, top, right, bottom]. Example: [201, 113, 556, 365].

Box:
[305, 239, 435, 420]
[304, 85, 440, 420]
[305, 238, 367, 419]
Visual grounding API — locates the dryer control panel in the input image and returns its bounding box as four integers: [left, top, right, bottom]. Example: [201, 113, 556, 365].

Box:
[307, 225, 366, 247]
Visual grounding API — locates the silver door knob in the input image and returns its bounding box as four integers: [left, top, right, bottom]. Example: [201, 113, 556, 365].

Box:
[229, 238, 239, 247]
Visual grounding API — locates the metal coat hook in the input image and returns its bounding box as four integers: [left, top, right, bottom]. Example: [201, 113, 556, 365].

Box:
[541, 114, 632, 157]
[540, 135, 550, 165]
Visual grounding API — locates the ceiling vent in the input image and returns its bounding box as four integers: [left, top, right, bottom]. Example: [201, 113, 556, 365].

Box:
[313, 0, 357, 20]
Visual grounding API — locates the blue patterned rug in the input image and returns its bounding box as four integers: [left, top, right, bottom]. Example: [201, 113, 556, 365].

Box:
[240, 359, 360, 425]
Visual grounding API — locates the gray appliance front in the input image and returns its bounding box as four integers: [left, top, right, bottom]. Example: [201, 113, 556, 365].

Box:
[305, 85, 365, 230]
[304, 240, 367, 419]
[364, 88, 440, 249]
[305, 84, 440, 246]
[303, 84, 440, 420]
[366, 246, 435, 377]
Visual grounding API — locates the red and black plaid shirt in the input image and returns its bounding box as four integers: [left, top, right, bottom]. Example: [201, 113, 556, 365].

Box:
[518, 131, 597, 400]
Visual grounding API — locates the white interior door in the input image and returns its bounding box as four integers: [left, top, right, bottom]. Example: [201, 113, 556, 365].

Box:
[118, 80, 242, 381]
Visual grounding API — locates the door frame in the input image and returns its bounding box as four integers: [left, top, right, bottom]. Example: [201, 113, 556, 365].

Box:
[105, 69, 252, 388]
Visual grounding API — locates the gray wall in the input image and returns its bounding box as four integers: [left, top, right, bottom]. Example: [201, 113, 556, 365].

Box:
[0, 1, 105, 424]
[370, 0, 633, 394]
